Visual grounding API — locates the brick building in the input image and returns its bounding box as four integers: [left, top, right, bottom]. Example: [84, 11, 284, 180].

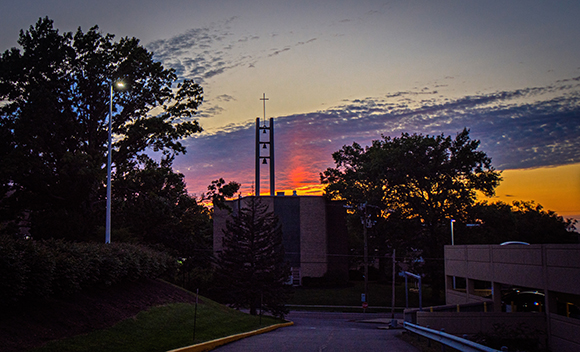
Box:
[213, 194, 349, 285]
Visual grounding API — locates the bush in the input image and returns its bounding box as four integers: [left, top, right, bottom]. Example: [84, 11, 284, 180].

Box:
[0, 238, 178, 305]
[0, 237, 29, 303]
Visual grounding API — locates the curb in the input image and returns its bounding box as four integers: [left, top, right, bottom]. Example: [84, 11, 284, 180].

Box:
[167, 321, 294, 352]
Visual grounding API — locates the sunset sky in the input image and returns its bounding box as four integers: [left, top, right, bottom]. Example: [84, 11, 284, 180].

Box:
[1, 1, 579, 222]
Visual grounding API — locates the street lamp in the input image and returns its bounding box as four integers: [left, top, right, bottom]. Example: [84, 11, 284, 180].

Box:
[450, 219, 456, 245]
[450, 219, 456, 288]
[106, 80, 125, 244]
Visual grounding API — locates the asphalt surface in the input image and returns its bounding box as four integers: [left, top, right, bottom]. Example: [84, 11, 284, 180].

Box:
[213, 311, 420, 352]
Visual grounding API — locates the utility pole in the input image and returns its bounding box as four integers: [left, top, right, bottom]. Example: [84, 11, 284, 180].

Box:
[391, 249, 396, 320]
[361, 203, 378, 311]
[345, 202, 383, 312]
[363, 206, 369, 307]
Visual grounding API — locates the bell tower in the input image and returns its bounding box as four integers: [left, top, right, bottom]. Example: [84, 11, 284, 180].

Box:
[255, 93, 274, 196]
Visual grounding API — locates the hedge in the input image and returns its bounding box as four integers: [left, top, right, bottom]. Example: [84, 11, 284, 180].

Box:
[0, 238, 178, 305]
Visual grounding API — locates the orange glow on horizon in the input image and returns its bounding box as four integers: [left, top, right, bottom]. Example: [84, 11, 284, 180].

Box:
[270, 163, 580, 223]
[488, 163, 580, 222]
[277, 184, 325, 196]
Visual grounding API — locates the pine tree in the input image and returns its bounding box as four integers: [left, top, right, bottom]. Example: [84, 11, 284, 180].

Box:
[215, 196, 291, 318]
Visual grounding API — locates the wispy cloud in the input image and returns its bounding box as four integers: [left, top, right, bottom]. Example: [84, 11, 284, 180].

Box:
[147, 17, 249, 85]
[268, 37, 317, 57]
[175, 77, 580, 196]
[148, 21, 319, 123]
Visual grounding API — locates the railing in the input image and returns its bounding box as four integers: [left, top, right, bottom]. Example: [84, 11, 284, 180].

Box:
[404, 321, 505, 352]
[404, 301, 493, 324]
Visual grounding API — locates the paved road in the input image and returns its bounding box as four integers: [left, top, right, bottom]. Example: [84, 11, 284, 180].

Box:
[213, 311, 420, 352]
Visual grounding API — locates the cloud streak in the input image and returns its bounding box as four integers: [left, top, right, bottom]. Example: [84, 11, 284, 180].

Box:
[147, 17, 256, 85]
[147, 21, 320, 123]
[175, 77, 580, 197]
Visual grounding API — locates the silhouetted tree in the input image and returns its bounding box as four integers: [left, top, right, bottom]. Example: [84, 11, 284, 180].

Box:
[215, 196, 291, 318]
[457, 200, 578, 244]
[0, 17, 203, 240]
[205, 178, 241, 211]
[321, 129, 501, 295]
[113, 155, 211, 250]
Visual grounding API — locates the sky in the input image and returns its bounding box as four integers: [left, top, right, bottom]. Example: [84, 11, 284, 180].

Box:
[1, 1, 579, 222]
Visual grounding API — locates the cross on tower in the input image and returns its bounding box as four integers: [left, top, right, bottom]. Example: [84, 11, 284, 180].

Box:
[255, 93, 274, 196]
[260, 93, 269, 126]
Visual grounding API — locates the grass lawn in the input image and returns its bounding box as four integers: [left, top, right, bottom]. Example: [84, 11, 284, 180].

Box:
[289, 281, 445, 312]
[31, 299, 285, 352]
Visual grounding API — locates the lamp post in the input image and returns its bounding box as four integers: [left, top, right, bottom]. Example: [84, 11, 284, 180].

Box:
[450, 219, 456, 289]
[450, 219, 456, 245]
[106, 80, 124, 244]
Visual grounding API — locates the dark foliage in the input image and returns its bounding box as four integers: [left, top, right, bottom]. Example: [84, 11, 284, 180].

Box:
[0, 17, 203, 241]
[321, 129, 502, 293]
[458, 200, 578, 244]
[205, 178, 241, 211]
[0, 237, 177, 306]
[112, 156, 213, 263]
[214, 196, 292, 318]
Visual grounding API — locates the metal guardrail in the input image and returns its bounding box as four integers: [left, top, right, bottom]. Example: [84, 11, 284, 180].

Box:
[404, 321, 503, 352]
[287, 304, 406, 310]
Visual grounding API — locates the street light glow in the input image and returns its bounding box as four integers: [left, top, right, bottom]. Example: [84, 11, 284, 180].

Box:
[106, 78, 125, 244]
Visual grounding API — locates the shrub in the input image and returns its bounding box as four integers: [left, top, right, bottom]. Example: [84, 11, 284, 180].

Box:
[0, 237, 29, 303]
[0, 238, 178, 305]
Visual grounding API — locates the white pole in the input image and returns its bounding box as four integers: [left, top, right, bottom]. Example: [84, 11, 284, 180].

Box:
[363, 204, 368, 312]
[450, 219, 456, 288]
[450, 219, 455, 246]
[391, 249, 396, 320]
[106, 83, 113, 244]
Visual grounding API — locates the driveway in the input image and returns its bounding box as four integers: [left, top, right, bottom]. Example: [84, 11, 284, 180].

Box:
[213, 311, 420, 352]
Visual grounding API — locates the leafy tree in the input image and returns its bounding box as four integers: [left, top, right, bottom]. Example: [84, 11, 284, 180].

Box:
[457, 200, 578, 245]
[321, 129, 501, 232]
[321, 129, 501, 293]
[0, 17, 203, 240]
[113, 155, 210, 248]
[205, 178, 241, 210]
[215, 196, 291, 318]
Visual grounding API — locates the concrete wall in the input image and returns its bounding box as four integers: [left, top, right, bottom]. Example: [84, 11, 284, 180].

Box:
[445, 244, 546, 289]
[545, 245, 580, 295]
[444, 244, 580, 352]
[416, 311, 547, 337]
[445, 244, 580, 295]
[550, 313, 580, 352]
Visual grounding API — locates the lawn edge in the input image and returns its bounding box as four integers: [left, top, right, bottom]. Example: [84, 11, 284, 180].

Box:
[166, 321, 294, 352]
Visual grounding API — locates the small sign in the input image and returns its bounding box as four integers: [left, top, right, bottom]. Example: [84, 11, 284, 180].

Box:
[362, 302, 368, 309]
[361, 293, 366, 302]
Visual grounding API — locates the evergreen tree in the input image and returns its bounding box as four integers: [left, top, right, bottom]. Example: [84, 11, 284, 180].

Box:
[215, 196, 291, 318]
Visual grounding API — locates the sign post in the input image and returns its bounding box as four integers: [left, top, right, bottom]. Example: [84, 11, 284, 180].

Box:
[362, 294, 368, 312]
